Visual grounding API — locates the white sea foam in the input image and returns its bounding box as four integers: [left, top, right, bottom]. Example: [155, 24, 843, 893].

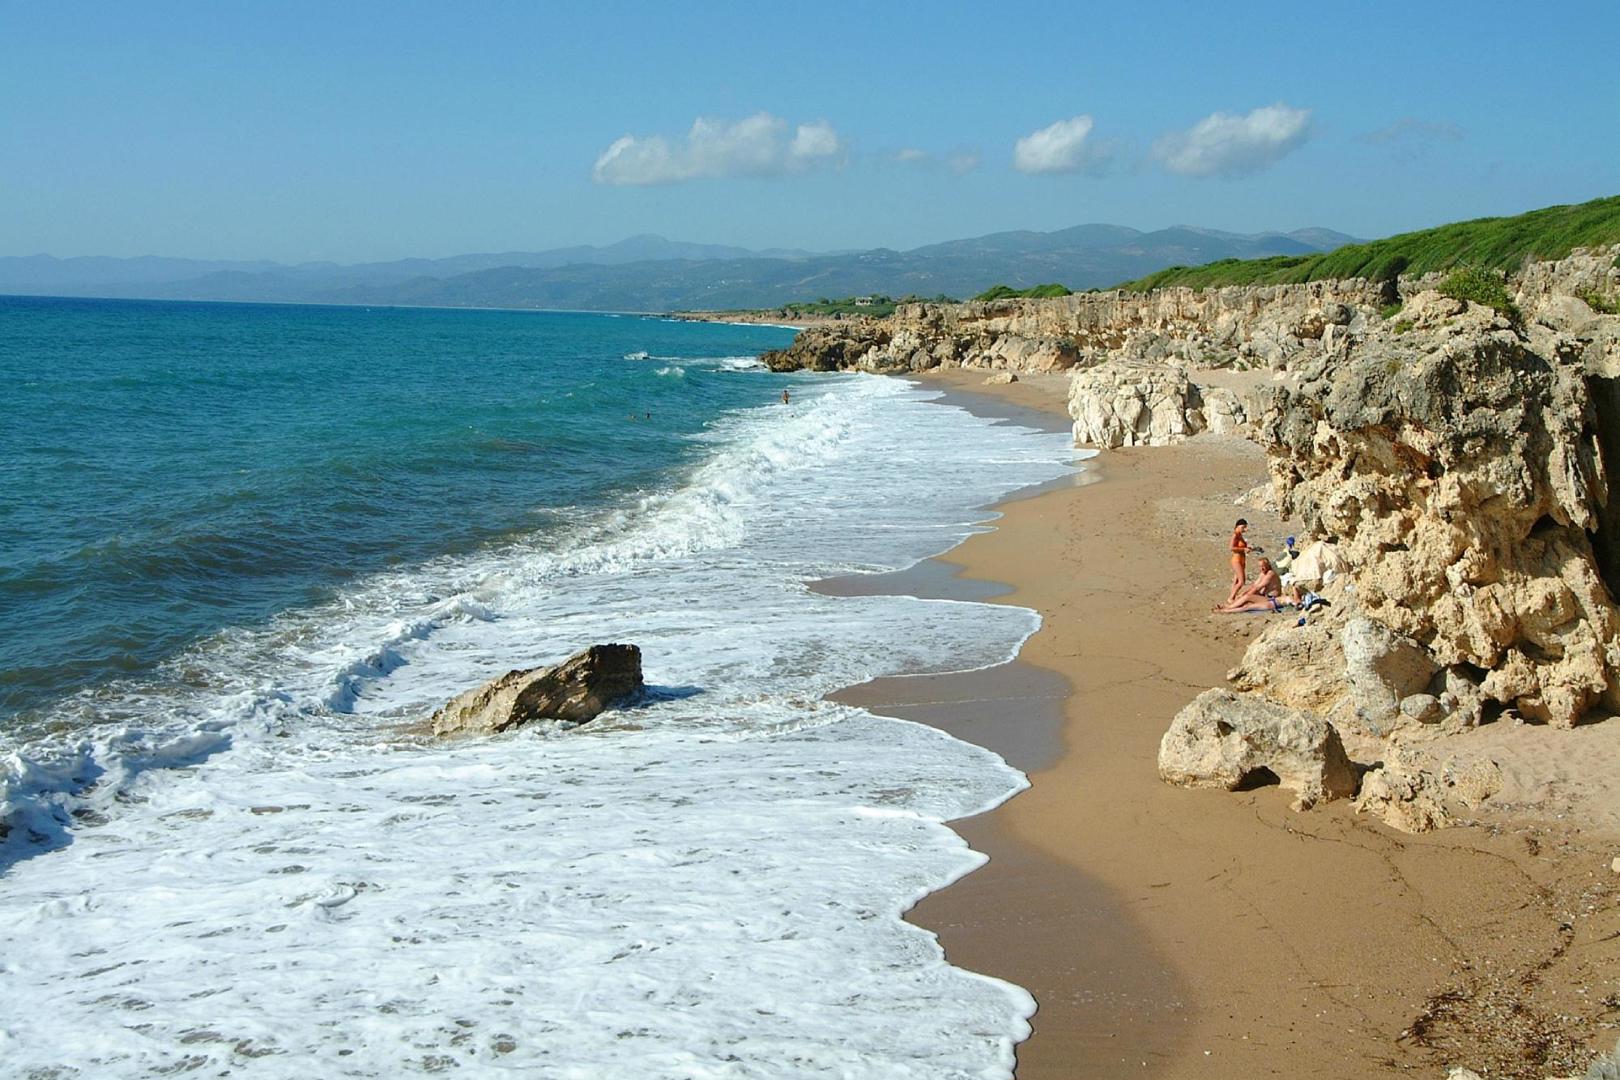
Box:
[0, 375, 1084, 1077]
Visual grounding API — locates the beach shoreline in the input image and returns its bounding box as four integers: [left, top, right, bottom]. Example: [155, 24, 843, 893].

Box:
[665, 309, 846, 330]
[829, 367, 1620, 1079]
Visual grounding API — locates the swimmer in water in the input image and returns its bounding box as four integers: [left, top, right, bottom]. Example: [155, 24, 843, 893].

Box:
[781, 389, 791, 405]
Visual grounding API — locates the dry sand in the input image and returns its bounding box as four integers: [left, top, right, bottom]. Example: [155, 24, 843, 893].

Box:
[830, 368, 1620, 1079]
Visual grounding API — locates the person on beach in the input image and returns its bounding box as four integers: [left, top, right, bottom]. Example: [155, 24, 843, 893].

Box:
[1226, 519, 1252, 605]
[1216, 557, 1282, 613]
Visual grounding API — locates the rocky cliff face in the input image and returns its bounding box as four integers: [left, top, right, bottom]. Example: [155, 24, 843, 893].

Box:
[762, 278, 1388, 376]
[1255, 291, 1620, 729]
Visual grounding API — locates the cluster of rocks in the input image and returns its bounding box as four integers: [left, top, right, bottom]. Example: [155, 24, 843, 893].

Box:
[1067, 362, 1255, 448]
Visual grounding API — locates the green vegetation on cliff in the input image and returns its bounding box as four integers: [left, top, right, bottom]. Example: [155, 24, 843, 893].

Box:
[1437, 265, 1521, 321]
[1121, 195, 1620, 291]
[778, 293, 956, 318]
[973, 283, 1073, 301]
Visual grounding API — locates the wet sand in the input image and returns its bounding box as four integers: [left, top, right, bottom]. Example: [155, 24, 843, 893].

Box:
[826, 368, 1620, 1079]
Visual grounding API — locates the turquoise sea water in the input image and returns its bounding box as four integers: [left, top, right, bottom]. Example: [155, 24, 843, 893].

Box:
[0, 296, 795, 728]
[0, 295, 1084, 1078]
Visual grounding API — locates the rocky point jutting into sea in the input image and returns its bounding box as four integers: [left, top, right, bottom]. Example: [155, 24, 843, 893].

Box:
[762, 246, 1620, 834]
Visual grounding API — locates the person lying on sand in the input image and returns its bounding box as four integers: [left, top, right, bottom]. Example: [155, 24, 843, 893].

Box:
[1215, 557, 1283, 613]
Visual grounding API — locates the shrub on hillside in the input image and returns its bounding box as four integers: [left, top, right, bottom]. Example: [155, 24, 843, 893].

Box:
[1438, 265, 1521, 322]
[975, 283, 1073, 301]
[1579, 289, 1620, 315]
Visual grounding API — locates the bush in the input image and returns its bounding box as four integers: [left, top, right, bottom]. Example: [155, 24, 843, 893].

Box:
[1437, 265, 1521, 322]
[1379, 301, 1404, 319]
[1392, 318, 1415, 335]
[1579, 289, 1620, 315]
[974, 283, 1073, 301]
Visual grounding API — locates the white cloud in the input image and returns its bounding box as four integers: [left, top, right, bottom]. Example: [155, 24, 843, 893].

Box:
[790, 120, 842, 159]
[592, 112, 845, 185]
[894, 147, 931, 164]
[1013, 115, 1109, 175]
[945, 151, 981, 176]
[1153, 103, 1311, 178]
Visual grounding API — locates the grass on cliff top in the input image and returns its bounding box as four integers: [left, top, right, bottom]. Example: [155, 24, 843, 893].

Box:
[973, 282, 1074, 301]
[778, 293, 956, 318]
[1120, 194, 1620, 291]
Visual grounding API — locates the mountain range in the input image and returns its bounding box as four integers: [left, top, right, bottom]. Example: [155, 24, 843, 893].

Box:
[0, 226, 1361, 312]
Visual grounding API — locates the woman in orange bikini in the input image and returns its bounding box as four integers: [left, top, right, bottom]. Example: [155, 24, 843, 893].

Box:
[1226, 519, 1252, 606]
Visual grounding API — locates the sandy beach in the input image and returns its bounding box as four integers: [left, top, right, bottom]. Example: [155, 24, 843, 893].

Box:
[830, 369, 1620, 1079]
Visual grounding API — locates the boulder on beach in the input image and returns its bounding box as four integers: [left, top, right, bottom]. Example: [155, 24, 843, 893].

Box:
[1158, 688, 1358, 810]
[1341, 617, 1439, 735]
[431, 644, 644, 737]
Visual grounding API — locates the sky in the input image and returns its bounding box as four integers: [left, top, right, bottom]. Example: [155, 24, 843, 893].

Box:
[3, 0, 1618, 263]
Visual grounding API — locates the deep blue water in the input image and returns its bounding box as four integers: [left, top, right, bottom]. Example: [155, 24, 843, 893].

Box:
[0, 296, 796, 724]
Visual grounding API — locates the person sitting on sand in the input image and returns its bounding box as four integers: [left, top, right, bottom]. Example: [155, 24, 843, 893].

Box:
[1216, 557, 1283, 613]
[1226, 519, 1252, 605]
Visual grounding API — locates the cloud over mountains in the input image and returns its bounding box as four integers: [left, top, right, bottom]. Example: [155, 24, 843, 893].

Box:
[595, 103, 1317, 185]
[1152, 103, 1312, 178]
[1013, 115, 1113, 175]
[593, 113, 846, 186]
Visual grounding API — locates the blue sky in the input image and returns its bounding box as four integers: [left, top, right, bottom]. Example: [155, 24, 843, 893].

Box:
[3, 0, 1617, 262]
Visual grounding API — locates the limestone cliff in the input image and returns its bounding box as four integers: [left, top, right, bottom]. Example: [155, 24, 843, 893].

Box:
[762, 278, 1387, 376]
[1254, 291, 1620, 729]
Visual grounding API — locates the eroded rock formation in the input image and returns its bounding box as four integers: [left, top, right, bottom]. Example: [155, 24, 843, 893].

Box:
[1157, 688, 1359, 810]
[1256, 293, 1620, 728]
[761, 279, 1387, 376]
[1068, 362, 1257, 448]
[431, 644, 644, 737]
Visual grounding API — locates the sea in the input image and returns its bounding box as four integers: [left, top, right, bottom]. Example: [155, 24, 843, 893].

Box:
[0, 295, 1080, 1077]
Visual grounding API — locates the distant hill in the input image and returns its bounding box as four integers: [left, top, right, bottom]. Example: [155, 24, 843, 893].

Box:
[0, 235, 816, 298]
[1122, 195, 1620, 291]
[0, 224, 1361, 312]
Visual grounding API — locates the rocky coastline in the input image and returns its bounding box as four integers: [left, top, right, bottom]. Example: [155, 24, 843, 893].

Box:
[760, 245, 1620, 835]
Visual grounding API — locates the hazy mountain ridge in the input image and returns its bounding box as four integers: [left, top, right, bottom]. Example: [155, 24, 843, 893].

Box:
[0, 225, 1360, 311]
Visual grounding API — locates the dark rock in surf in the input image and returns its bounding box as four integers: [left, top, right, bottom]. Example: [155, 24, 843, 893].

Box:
[430, 644, 643, 737]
